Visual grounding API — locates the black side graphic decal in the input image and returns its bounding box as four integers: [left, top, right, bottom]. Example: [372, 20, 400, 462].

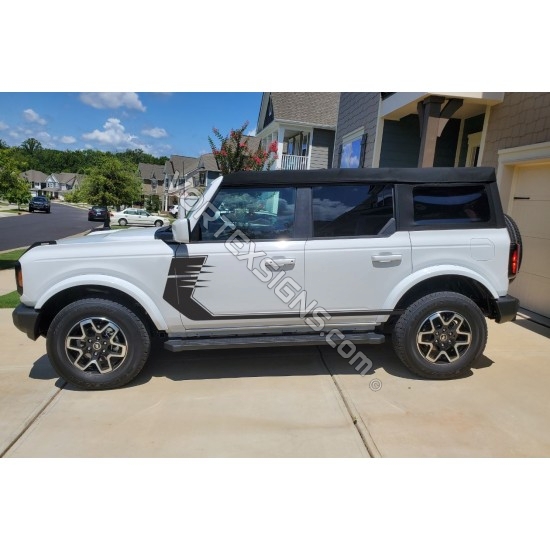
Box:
[163, 255, 400, 321]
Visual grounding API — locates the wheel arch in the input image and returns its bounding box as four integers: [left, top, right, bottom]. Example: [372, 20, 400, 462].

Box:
[393, 275, 495, 318]
[37, 284, 165, 338]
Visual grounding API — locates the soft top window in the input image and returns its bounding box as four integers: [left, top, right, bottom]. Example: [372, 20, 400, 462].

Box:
[413, 185, 490, 225]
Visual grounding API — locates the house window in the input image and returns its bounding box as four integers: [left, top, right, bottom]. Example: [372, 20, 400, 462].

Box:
[339, 130, 368, 168]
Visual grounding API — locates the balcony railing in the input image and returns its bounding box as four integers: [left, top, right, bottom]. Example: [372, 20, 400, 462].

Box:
[281, 154, 308, 170]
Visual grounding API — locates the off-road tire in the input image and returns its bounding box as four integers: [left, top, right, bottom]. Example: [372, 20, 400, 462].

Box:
[46, 298, 151, 390]
[393, 291, 487, 379]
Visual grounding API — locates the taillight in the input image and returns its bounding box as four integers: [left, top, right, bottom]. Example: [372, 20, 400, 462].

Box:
[15, 262, 23, 295]
[509, 244, 519, 279]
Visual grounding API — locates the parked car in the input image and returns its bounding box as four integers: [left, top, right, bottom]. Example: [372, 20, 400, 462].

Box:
[169, 204, 179, 217]
[12, 168, 521, 390]
[110, 208, 167, 227]
[28, 196, 50, 213]
[88, 205, 109, 221]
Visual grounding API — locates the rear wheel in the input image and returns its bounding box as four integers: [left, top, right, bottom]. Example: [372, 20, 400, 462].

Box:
[393, 291, 487, 379]
[46, 298, 151, 390]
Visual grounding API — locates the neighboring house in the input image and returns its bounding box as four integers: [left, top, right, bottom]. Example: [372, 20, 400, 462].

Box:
[138, 162, 166, 206]
[21, 170, 49, 197]
[162, 153, 223, 211]
[21, 170, 83, 199]
[333, 92, 550, 319]
[256, 92, 340, 170]
[45, 173, 84, 199]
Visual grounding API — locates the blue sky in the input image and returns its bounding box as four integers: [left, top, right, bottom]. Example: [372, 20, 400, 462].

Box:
[0, 92, 262, 159]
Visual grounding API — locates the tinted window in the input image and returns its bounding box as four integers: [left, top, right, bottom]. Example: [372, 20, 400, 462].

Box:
[200, 187, 296, 241]
[413, 185, 490, 224]
[312, 184, 394, 237]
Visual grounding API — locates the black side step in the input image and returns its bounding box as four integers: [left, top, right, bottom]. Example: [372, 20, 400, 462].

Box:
[164, 332, 385, 352]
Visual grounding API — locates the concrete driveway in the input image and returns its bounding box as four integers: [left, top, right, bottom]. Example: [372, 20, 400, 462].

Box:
[1, 308, 549, 457]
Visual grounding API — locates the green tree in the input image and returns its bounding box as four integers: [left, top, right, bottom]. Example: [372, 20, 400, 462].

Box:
[0, 139, 9, 149]
[79, 157, 142, 211]
[20, 138, 43, 155]
[145, 194, 161, 213]
[0, 157, 30, 209]
[208, 121, 277, 174]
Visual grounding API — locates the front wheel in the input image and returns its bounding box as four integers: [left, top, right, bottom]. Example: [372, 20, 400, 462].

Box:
[46, 298, 151, 390]
[154, 219, 163, 227]
[392, 292, 487, 379]
[118, 218, 127, 226]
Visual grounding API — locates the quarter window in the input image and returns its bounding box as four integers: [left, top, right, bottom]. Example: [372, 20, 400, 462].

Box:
[200, 187, 296, 241]
[312, 185, 394, 237]
[413, 185, 490, 224]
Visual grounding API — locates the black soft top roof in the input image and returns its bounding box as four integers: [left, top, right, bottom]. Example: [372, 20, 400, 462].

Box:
[221, 167, 496, 186]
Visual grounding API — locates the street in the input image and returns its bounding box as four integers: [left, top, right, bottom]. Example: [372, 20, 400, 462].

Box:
[0, 202, 101, 251]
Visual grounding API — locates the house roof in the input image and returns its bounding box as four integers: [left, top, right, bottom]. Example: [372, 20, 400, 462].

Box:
[257, 93, 341, 133]
[20, 170, 48, 183]
[138, 162, 165, 181]
[164, 155, 197, 177]
[52, 173, 84, 185]
[184, 153, 220, 176]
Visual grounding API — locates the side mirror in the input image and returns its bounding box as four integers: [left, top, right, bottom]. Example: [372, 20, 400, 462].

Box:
[172, 218, 190, 243]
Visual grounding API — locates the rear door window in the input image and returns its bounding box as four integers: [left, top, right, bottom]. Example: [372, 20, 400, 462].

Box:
[413, 185, 490, 225]
[312, 184, 394, 237]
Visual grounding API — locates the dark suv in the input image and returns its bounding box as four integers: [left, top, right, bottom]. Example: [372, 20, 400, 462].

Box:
[28, 196, 51, 213]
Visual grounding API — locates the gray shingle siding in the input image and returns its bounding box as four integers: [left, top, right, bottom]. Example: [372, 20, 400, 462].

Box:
[310, 129, 335, 169]
[379, 115, 420, 167]
[333, 93, 380, 167]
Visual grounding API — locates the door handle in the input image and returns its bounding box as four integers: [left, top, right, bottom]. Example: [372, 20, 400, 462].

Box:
[265, 258, 296, 270]
[372, 254, 402, 264]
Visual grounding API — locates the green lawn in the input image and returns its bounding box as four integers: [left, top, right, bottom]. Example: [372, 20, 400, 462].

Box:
[0, 248, 26, 270]
[0, 291, 19, 308]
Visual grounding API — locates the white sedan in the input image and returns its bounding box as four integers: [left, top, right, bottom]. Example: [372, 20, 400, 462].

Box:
[110, 208, 168, 227]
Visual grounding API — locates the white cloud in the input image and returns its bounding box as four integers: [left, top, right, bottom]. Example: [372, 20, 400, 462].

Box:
[82, 118, 141, 149]
[23, 108, 47, 125]
[79, 92, 146, 112]
[247, 129, 257, 137]
[60, 135, 77, 144]
[0, 121, 8, 131]
[142, 127, 168, 138]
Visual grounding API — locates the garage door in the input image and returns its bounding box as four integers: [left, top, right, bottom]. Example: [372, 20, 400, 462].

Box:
[509, 163, 550, 318]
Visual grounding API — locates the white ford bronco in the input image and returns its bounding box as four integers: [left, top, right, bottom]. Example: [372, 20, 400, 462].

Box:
[13, 167, 521, 390]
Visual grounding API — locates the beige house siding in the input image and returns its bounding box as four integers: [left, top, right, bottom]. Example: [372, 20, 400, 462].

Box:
[482, 92, 550, 168]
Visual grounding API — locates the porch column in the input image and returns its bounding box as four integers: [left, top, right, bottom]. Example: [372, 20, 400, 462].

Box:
[276, 127, 285, 169]
[417, 96, 445, 167]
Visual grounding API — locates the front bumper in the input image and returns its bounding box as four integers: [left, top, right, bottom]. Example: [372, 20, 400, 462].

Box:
[493, 295, 519, 323]
[12, 304, 41, 340]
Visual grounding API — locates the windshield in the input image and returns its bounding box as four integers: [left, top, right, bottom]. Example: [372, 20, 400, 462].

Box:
[185, 176, 223, 226]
